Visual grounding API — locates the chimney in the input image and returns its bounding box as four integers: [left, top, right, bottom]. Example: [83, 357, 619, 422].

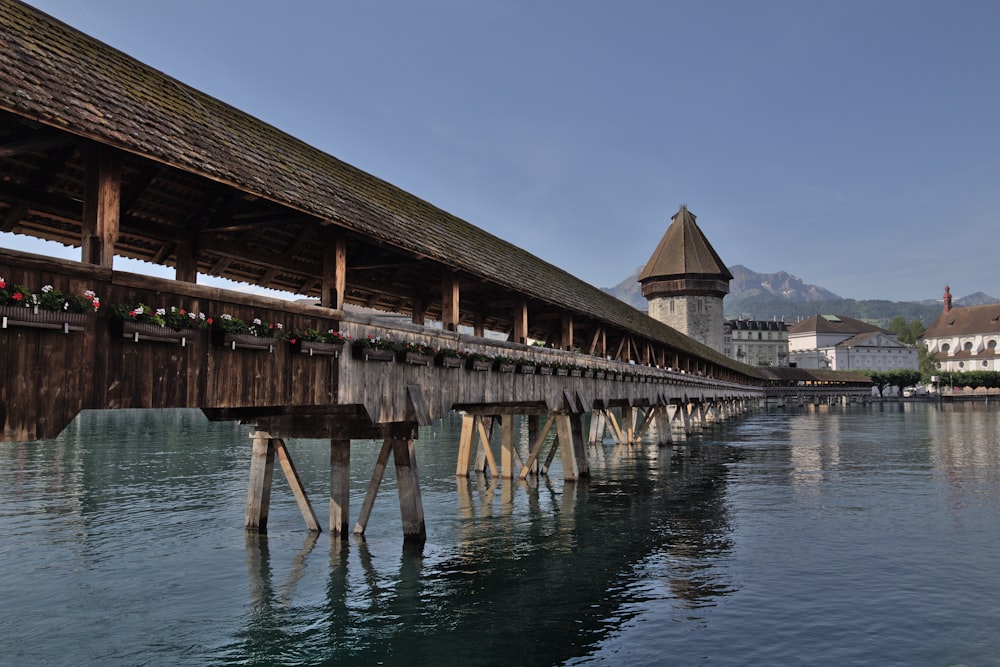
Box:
[943, 284, 952, 313]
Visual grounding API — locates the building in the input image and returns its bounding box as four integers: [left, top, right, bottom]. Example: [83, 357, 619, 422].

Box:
[639, 205, 732, 353]
[788, 314, 918, 371]
[725, 319, 789, 366]
[921, 285, 1000, 373]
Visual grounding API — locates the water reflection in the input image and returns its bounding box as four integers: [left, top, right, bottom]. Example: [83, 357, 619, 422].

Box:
[221, 420, 742, 665]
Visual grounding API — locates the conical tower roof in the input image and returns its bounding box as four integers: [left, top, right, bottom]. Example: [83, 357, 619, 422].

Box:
[639, 205, 733, 282]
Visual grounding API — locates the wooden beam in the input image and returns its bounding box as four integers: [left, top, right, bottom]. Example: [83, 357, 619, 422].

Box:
[391, 433, 426, 543]
[330, 438, 350, 535]
[561, 313, 574, 351]
[245, 431, 276, 533]
[175, 236, 199, 283]
[321, 229, 347, 309]
[353, 439, 392, 536]
[81, 147, 121, 268]
[513, 300, 529, 344]
[442, 270, 459, 332]
[274, 438, 321, 532]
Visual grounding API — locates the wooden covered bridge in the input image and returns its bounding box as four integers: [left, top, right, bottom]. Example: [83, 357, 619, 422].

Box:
[0, 2, 871, 542]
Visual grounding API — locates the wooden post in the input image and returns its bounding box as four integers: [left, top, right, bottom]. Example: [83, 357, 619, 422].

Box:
[570, 412, 589, 477]
[513, 300, 529, 344]
[246, 431, 276, 533]
[561, 313, 574, 350]
[274, 438, 321, 532]
[175, 234, 199, 283]
[442, 270, 459, 332]
[500, 414, 516, 479]
[555, 414, 580, 481]
[456, 413, 475, 477]
[390, 431, 427, 543]
[321, 229, 346, 309]
[330, 438, 351, 535]
[354, 439, 392, 536]
[82, 146, 121, 268]
[520, 415, 555, 479]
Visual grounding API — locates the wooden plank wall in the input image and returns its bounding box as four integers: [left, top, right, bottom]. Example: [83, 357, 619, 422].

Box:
[0, 250, 764, 442]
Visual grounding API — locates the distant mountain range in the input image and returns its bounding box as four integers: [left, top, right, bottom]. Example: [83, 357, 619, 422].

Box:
[602, 265, 998, 327]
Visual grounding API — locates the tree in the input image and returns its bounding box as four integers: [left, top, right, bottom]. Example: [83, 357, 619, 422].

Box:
[860, 369, 922, 396]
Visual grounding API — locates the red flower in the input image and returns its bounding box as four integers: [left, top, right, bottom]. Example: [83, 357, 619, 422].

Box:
[179, 308, 186, 315]
[289, 338, 297, 345]
[0, 279, 5, 288]
[206, 317, 213, 325]
[12, 292, 23, 301]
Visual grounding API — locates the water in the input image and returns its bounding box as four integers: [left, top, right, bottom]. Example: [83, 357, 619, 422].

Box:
[2, 403, 999, 666]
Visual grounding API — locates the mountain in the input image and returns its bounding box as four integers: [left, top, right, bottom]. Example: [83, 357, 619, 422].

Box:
[955, 292, 1000, 307]
[602, 264, 839, 311]
[728, 264, 839, 302]
[601, 265, 996, 327]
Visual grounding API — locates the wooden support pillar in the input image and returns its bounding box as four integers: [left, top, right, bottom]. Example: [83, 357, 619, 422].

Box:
[274, 438, 321, 532]
[561, 313, 574, 351]
[175, 234, 199, 283]
[622, 405, 635, 444]
[442, 270, 459, 332]
[588, 410, 605, 445]
[655, 406, 673, 445]
[245, 431, 276, 533]
[354, 439, 392, 536]
[329, 438, 351, 535]
[411, 296, 426, 326]
[390, 431, 426, 543]
[555, 414, 580, 481]
[570, 412, 589, 477]
[321, 229, 347, 310]
[456, 413, 475, 477]
[520, 415, 555, 479]
[82, 146, 121, 268]
[513, 300, 529, 345]
[500, 414, 516, 479]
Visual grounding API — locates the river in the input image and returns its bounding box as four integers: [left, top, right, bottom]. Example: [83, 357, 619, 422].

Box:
[1, 402, 998, 666]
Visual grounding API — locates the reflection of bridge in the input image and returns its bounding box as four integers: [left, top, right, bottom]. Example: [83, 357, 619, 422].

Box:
[0, 3, 870, 543]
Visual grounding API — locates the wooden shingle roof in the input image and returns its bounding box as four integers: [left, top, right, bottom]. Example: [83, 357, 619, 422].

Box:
[0, 0, 755, 376]
[638, 205, 733, 283]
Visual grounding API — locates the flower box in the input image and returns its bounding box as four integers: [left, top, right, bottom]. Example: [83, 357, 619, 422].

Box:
[539, 366, 553, 376]
[0, 305, 88, 333]
[595, 371, 606, 379]
[569, 369, 582, 377]
[294, 340, 344, 357]
[496, 363, 516, 373]
[352, 345, 395, 362]
[117, 320, 197, 346]
[518, 364, 537, 375]
[468, 359, 492, 372]
[402, 351, 433, 366]
[212, 329, 276, 352]
[437, 354, 466, 369]
[556, 368, 569, 377]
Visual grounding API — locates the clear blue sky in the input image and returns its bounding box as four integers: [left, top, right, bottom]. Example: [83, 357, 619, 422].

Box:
[10, 0, 1000, 303]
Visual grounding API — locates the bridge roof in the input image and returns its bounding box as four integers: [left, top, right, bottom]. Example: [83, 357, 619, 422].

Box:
[0, 0, 767, 378]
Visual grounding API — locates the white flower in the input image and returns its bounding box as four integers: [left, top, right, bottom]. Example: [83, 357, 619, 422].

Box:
[134, 305, 144, 315]
[156, 308, 166, 316]
[222, 313, 232, 320]
[187, 311, 197, 320]
[198, 312, 206, 320]
[252, 318, 262, 325]
[275, 323, 283, 330]
[41, 285, 53, 293]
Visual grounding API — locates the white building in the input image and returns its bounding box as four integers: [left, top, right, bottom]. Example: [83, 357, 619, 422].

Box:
[921, 286, 1000, 373]
[787, 314, 918, 371]
[724, 319, 789, 366]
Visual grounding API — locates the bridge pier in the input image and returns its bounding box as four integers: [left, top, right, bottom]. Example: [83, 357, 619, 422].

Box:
[246, 431, 321, 534]
[354, 423, 426, 543]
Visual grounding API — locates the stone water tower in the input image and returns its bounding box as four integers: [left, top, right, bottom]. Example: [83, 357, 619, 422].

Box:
[639, 205, 732, 353]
